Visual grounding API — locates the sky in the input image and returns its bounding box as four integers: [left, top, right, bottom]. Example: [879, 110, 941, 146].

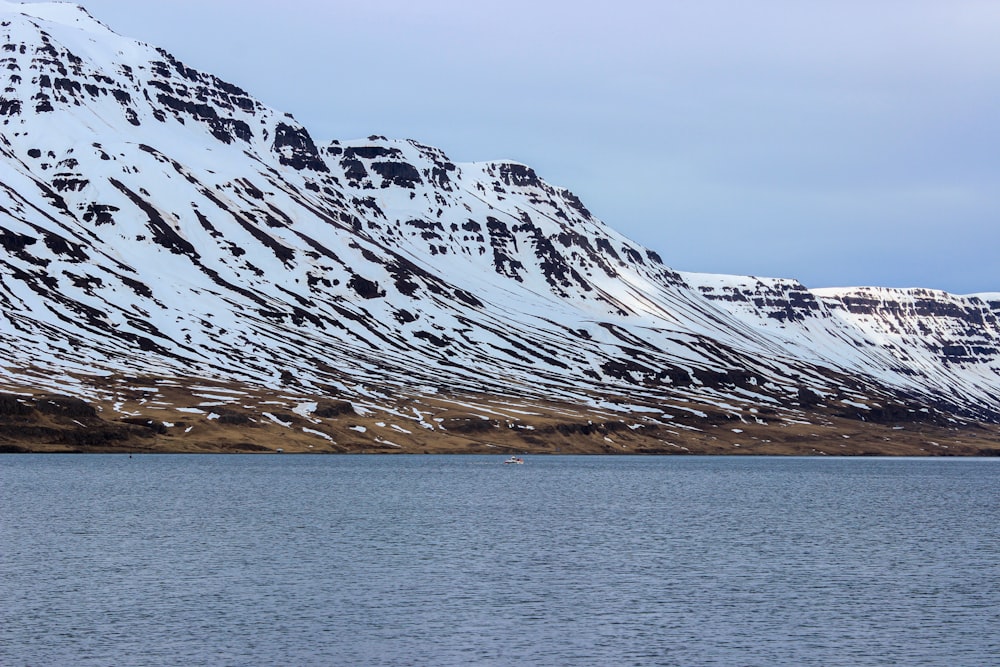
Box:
[24, 0, 1000, 293]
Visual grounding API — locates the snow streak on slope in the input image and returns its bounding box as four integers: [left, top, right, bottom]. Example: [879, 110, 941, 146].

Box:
[0, 2, 998, 425]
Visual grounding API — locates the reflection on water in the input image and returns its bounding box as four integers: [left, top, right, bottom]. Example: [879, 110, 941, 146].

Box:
[2, 455, 998, 666]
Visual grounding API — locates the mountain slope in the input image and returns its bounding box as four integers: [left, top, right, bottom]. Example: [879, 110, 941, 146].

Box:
[1, 2, 998, 454]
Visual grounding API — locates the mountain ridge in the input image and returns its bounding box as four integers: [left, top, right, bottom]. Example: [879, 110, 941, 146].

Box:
[1, 1, 998, 454]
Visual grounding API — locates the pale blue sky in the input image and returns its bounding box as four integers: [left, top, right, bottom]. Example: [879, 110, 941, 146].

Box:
[26, 0, 1000, 293]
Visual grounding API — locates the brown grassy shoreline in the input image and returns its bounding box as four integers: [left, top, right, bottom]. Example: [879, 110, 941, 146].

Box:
[3, 387, 999, 457]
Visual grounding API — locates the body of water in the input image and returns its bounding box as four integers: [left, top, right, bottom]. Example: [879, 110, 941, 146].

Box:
[2, 454, 998, 666]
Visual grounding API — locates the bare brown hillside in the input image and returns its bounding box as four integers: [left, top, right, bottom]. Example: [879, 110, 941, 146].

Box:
[3, 377, 998, 456]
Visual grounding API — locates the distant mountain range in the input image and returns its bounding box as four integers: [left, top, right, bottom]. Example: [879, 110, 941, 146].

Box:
[2, 2, 998, 454]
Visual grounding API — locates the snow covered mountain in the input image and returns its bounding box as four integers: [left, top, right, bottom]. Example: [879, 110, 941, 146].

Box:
[1, 2, 998, 453]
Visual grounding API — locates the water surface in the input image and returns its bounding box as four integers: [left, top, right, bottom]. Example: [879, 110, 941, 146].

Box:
[2, 455, 998, 666]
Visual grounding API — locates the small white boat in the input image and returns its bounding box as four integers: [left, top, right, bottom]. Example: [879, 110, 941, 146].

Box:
[503, 456, 524, 465]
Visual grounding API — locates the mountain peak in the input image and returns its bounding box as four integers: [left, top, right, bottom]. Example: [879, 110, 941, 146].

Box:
[1, 1, 111, 34]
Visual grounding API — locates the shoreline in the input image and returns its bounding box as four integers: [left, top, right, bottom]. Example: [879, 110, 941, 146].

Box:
[4, 387, 1000, 457]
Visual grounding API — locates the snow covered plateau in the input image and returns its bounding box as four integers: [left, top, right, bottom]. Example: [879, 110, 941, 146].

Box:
[2, 2, 999, 454]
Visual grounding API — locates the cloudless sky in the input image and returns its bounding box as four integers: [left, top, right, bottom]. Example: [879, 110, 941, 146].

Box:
[23, 0, 1000, 293]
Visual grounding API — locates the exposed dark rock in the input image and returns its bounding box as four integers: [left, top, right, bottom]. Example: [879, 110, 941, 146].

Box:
[348, 274, 384, 299]
[371, 161, 422, 188]
[0, 228, 36, 253]
[0, 97, 21, 115]
[344, 145, 401, 160]
[273, 122, 328, 172]
[444, 417, 499, 433]
[0, 394, 32, 416]
[485, 217, 525, 281]
[798, 387, 823, 407]
[34, 395, 97, 419]
[314, 400, 356, 418]
[82, 203, 119, 225]
[497, 163, 541, 188]
[340, 158, 368, 184]
[394, 308, 418, 324]
[215, 410, 252, 426]
[413, 330, 451, 348]
[119, 416, 168, 433]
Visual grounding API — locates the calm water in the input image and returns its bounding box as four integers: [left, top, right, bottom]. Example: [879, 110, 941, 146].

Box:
[2, 455, 998, 666]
